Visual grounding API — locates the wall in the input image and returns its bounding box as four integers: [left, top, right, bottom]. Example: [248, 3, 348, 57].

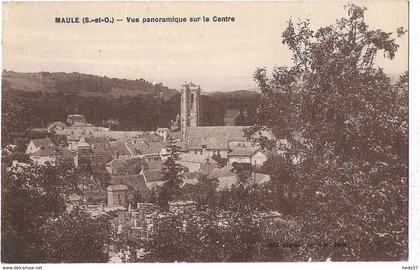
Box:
[251, 151, 268, 166]
[180, 149, 228, 162]
[228, 155, 251, 164]
[108, 190, 128, 207]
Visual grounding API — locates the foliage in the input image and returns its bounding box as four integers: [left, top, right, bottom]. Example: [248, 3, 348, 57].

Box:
[247, 4, 408, 261]
[142, 209, 264, 262]
[140, 207, 309, 262]
[2, 81, 258, 143]
[40, 207, 112, 263]
[1, 159, 112, 263]
[158, 137, 183, 208]
[181, 175, 219, 208]
[1, 159, 79, 262]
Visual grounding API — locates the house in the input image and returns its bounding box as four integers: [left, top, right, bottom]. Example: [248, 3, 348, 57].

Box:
[106, 157, 145, 176]
[124, 139, 163, 161]
[227, 147, 268, 167]
[139, 167, 164, 189]
[76, 137, 114, 174]
[30, 146, 72, 165]
[180, 126, 249, 162]
[107, 184, 131, 207]
[110, 141, 132, 158]
[26, 138, 72, 165]
[26, 138, 54, 155]
[110, 174, 149, 199]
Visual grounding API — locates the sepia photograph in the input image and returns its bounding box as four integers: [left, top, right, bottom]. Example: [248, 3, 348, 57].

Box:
[0, 0, 414, 266]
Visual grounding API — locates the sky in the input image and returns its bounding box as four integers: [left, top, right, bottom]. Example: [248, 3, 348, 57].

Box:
[2, 0, 408, 91]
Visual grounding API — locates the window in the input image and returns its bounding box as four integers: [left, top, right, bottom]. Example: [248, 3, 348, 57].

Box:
[194, 150, 198, 154]
[191, 93, 194, 109]
[200, 150, 203, 155]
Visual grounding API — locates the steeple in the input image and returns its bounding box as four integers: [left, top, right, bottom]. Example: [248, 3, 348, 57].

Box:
[181, 82, 201, 140]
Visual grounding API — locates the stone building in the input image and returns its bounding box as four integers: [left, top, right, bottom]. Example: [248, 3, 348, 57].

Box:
[181, 82, 201, 140]
[107, 184, 130, 207]
[227, 147, 268, 167]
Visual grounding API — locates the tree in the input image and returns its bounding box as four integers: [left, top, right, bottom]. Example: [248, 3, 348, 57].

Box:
[158, 136, 183, 208]
[40, 207, 112, 263]
[1, 159, 113, 263]
[1, 158, 79, 262]
[247, 4, 407, 261]
[181, 175, 219, 208]
[141, 209, 265, 262]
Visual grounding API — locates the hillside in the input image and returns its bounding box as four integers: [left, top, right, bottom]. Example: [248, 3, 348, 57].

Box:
[1, 70, 261, 146]
[2, 71, 178, 99]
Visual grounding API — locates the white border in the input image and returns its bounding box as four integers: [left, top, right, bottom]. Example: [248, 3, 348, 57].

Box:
[0, 1, 418, 270]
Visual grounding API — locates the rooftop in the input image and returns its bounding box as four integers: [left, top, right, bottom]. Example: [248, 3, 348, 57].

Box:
[107, 184, 129, 192]
[110, 174, 148, 196]
[142, 169, 163, 182]
[125, 140, 163, 156]
[185, 126, 251, 150]
[227, 147, 261, 157]
[32, 146, 72, 158]
[31, 138, 54, 148]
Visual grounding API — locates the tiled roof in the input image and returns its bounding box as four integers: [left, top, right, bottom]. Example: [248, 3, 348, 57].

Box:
[125, 141, 163, 156]
[143, 169, 163, 182]
[110, 174, 148, 196]
[31, 138, 54, 148]
[32, 146, 72, 158]
[227, 147, 261, 157]
[110, 141, 131, 157]
[146, 160, 164, 170]
[209, 164, 235, 178]
[138, 133, 163, 143]
[85, 137, 112, 154]
[185, 126, 251, 150]
[107, 157, 145, 175]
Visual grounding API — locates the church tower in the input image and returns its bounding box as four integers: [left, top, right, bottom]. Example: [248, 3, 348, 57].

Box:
[181, 82, 200, 140]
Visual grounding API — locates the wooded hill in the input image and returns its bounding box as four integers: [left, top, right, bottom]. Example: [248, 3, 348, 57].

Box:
[2, 71, 260, 145]
[2, 71, 178, 100]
